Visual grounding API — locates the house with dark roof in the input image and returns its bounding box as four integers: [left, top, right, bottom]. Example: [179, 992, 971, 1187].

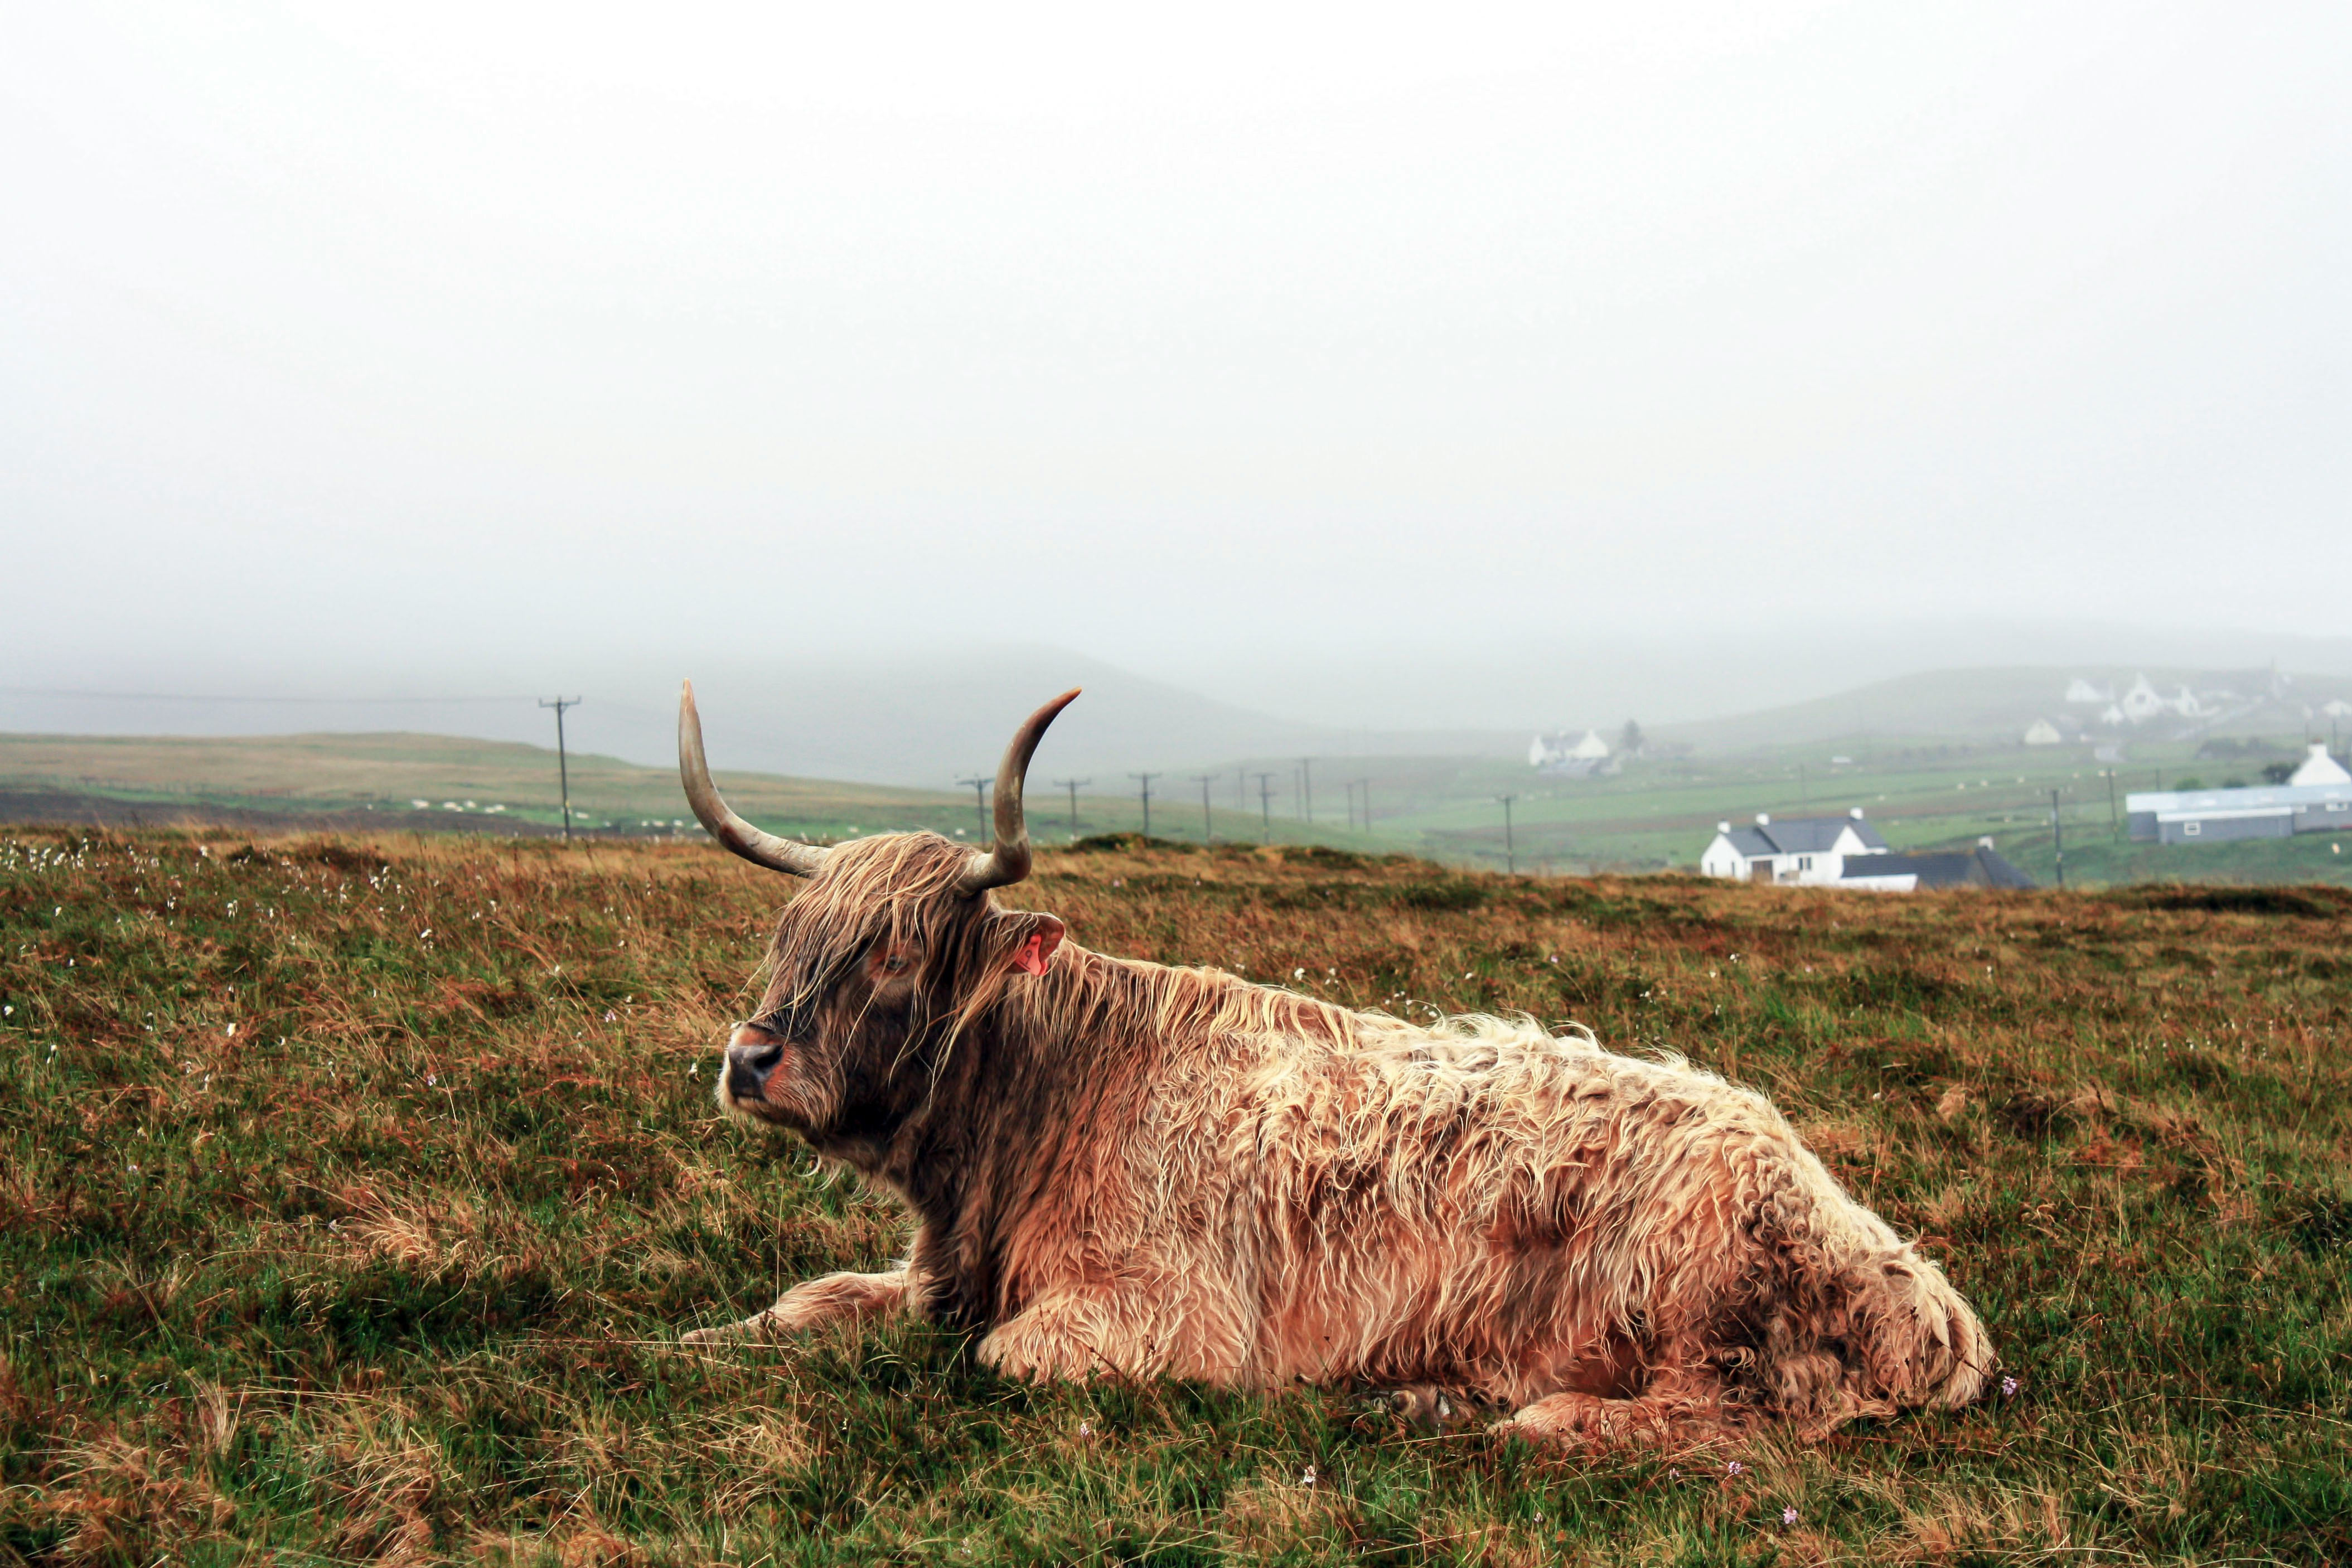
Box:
[1837, 841, 2038, 892]
[1699, 809, 1890, 885]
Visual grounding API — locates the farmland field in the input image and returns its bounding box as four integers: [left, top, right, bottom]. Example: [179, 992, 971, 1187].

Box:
[12, 728, 2351, 888]
[3, 829, 2349, 1564]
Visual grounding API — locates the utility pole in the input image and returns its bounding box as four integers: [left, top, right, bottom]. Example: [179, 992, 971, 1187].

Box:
[954, 776, 991, 843]
[1300, 758, 1313, 824]
[1129, 772, 1159, 839]
[539, 696, 582, 843]
[2050, 788, 2065, 889]
[1498, 794, 1518, 875]
[1052, 778, 1090, 838]
[1254, 771, 1276, 843]
[2106, 769, 2119, 840]
[1190, 775, 1218, 843]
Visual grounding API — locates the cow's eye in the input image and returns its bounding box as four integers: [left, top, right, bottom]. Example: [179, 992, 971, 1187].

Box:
[881, 954, 912, 975]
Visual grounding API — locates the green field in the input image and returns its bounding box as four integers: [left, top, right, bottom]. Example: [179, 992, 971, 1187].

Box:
[5, 728, 2347, 887]
[3, 829, 2347, 1562]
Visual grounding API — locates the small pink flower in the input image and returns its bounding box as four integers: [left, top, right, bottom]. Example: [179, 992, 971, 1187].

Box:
[2001, 1375, 2020, 1398]
[1782, 1506, 1798, 1525]
[1725, 1460, 1744, 1476]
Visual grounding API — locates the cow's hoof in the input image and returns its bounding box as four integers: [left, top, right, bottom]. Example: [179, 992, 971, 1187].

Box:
[678, 1313, 773, 1347]
[1372, 1385, 1479, 1431]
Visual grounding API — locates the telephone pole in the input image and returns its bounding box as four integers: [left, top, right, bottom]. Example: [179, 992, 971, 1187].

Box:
[2106, 769, 2119, 840]
[1190, 775, 1218, 843]
[1498, 793, 1518, 874]
[2050, 788, 2065, 889]
[1129, 772, 1159, 839]
[1254, 771, 1277, 843]
[539, 696, 582, 843]
[1299, 758, 1314, 824]
[1052, 778, 1090, 838]
[955, 776, 991, 843]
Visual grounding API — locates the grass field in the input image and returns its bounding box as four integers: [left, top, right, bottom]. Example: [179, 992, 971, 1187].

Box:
[4, 830, 2349, 1564]
[0, 733, 972, 841]
[14, 728, 2350, 890]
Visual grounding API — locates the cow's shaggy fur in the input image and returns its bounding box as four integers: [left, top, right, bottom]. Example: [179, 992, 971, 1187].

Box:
[691, 831, 1992, 1445]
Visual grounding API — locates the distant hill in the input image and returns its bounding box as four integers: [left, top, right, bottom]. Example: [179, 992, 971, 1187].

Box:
[0, 730, 968, 839]
[1658, 665, 2351, 754]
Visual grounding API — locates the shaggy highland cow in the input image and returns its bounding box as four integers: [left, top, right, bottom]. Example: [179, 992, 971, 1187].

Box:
[677, 684, 1991, 1444]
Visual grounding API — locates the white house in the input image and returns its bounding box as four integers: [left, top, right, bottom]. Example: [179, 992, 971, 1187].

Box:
[2064, 678, 2113, 705]
[1528, 729, 1613, 775]
[2118, 674, 2206, 724]
[1700, 808, 1892, 885]
[2022, 718, 2063, 746]
[2291, 742, 2352, 787]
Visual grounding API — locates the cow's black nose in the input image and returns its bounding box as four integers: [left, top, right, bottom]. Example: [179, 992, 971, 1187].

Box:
[725, 1022, 784, 1100]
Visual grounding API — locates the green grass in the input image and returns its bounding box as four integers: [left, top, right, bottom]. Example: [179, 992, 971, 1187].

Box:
[11, 727, 2345, 887]
[4, 832, 2349, 1564]
[0, 731, 972, 840]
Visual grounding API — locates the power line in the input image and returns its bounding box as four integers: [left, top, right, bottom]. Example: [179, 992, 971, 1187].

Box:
[1052, 777, 1090, 839]
[1, 688, 543, 704]
[539, 698, 582, 843]
[954, 776, 991, 843]
[2050, 787, 2065, 889]
[1190, 775, 1219, 843]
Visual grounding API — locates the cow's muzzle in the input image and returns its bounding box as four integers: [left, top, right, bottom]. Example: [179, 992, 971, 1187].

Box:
[724, 1021, 786, 1103]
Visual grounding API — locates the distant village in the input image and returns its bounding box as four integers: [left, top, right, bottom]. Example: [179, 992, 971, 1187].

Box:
[1528, 670, 2352, 893]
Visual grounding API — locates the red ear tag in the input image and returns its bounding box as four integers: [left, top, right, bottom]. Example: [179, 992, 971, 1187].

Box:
[1013, 933, 1050, 976]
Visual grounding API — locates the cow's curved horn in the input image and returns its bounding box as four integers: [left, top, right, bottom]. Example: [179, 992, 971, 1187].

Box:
[956, 688, 1081, 895]
[679, 680, 831, 877]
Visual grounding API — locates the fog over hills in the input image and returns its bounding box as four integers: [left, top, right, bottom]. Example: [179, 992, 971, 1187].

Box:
[7, 621, 2350, 790]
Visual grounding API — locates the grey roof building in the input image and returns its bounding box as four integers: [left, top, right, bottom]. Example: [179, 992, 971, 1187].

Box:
[1839, 844, 2038, 891]
[2123, 779, 2352, 845]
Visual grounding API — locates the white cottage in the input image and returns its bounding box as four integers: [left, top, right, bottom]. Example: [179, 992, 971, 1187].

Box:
[2290, 742, 2352, 787]
[1700, 808, 1893, 885]
[1528, 729, 1613, 775]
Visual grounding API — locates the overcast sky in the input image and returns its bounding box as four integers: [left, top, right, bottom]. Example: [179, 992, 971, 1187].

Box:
[4, 2, 2346, 744]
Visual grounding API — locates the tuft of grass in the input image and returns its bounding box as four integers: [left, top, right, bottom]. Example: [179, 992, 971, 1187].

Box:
[3, 830, 2348, 1564]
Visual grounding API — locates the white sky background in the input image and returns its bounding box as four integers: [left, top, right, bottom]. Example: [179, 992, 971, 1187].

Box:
[3, 2, 2346, 742]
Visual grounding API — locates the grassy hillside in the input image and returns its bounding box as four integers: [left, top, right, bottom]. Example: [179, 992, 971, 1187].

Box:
[3, 830, 2346, 1563]
[0, 732, 979, 840]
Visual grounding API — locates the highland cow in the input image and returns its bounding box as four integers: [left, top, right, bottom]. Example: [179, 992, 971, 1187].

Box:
[676, 683, 1991, 1444]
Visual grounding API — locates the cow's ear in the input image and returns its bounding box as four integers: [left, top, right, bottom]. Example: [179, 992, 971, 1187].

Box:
[1008, 913, 1066, 977]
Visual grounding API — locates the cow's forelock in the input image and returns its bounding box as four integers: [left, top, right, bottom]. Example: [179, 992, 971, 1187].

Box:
[740, 832, 1029, 1129]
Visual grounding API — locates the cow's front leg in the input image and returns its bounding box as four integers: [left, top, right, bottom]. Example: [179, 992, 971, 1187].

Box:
[680, 1266, 909, 1347]
[979, 1284, 1251, 1384]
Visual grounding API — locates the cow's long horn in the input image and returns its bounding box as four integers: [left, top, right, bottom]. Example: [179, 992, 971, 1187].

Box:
[678, 680, 831, 877]
[957, 688, 1081, 895]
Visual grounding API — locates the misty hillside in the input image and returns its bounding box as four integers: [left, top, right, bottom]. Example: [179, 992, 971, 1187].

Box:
[1659, 666, 2352, 754]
